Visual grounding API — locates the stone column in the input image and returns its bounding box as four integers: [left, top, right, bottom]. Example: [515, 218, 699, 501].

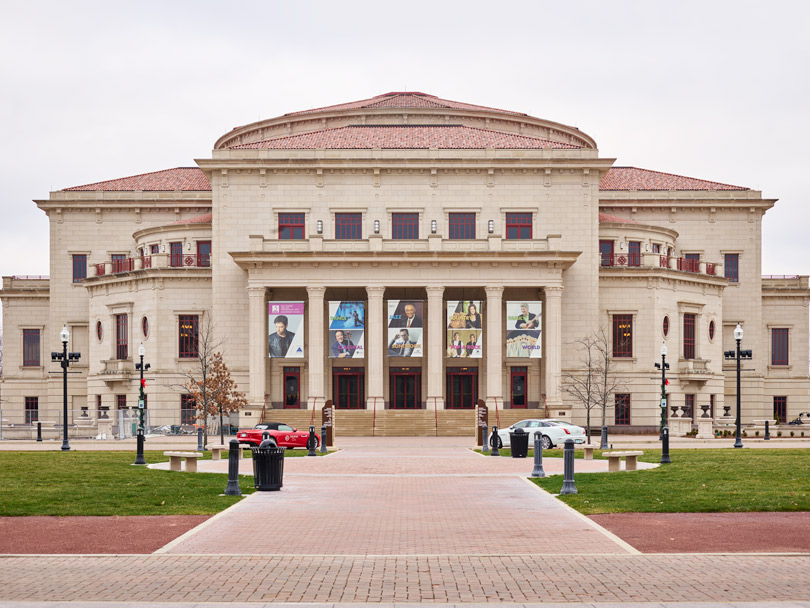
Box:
[426, 285, 445, 409]
[485, 286, 504, 408]
[544, 286, 564, 408]
[366, 286, 385, 409]
[248, 287, 267, 406]
[307, 286, 327, 410]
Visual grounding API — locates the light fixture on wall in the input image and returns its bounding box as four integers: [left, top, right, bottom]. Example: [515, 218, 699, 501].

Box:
[488, 219, 494, 234]
[619, 241, 625, 249]
[161, 244, 166, 253]
[431, 219, 437, 234]
[645, 243, 650, 251]
[374, 219, 380, 234]
[316, 219, 323, 234]
[186, 242, 191, 250]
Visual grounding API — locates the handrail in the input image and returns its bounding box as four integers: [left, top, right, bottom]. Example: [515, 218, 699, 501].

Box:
[542, 393, 549, 418]
[433, 397, 439, 436]
[371, 397, 378, 437]
[310, 396, 318, 427]
[261, 393, 269, 423]
[494, 396, 500, 428]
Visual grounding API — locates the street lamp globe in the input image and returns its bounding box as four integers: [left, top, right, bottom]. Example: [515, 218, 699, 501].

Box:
[660, 341, 667, 357]
[734, 323, 743, 341]
[60, 325, 70, 344]
[138, 342, 146, 358]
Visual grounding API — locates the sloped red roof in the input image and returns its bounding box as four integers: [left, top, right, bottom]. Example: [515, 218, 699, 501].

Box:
[63, 168, 211, 192]
[230, 125, 579, 150]
[599, 212, 638, 224]
[170, 212, 212, 225]
[285, 92, 528, 117]
[600, 167, 748, 191]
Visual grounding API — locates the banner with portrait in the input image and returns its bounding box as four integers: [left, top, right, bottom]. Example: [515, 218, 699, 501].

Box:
[446, 300, 482, 358]
[328, 301, 365, 359]
[268, 302, 305, 358]
[387, 300, 423, 357]
[506, 301, 542, 358]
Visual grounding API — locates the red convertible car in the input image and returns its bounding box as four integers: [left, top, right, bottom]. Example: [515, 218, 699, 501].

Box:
[236, 422, 320, 449]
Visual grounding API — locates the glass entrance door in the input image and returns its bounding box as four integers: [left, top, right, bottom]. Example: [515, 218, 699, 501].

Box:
[283, 367, 300, 409]
[446, 368, 478, 409]
[390, 368, 421, 409]
[510, 366, 527, 408]
[333, 368, 365, 409]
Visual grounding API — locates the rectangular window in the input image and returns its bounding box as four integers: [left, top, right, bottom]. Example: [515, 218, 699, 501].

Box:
[279, 213, 305, 240]
[612, 314, 633, 357]
[116, 394, 127, 410]
[683, 313, 696, 359]
[615, 394, 630, 425]
[170, 242, 183, 267]
[724, 253, 739, 283]
[179, 315, 199, 358]
[181, 394, 196, 425]
[505, 213, 532, 239]
[449, 213, 476, 240]
[684, 394, 695, 419]
[774, 396, 787, 423]
[72, 254, 87, 283]
[150, 244, 159, 255]
[652, 243, 661, 254]
[25, 397, 38, 424]
[599, 240, 614, 266]
[772, 328, 789, 366]
[22, 329, 40, 367]
[115, 314, 128, 360]
[197, 241, 211, 267]
[335, 213, 362, 240]
[392, 213, 419, 240]
[111, 253, 129, 273]
[709, 394, 715, 419]
[628, 241, 641, 266]
[682, 253, 700, 273]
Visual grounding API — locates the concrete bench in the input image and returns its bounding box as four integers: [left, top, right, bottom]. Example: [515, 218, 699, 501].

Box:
[209, 444, 228, 461]
[602, 450, 643, 472]
[580, 443, 598, 460]
[164, 451, 202, 472]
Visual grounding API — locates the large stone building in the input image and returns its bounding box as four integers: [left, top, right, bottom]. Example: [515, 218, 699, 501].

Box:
[2, 92, 808, 437]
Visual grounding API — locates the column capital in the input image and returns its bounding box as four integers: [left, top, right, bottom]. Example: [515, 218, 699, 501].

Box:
[425, 285, 445, 297]
[306, 286, 327, 298]
[365, 285, 386, 297]
[544, 285, 564, 296]
[484, 285, 504, 299]
[248, 286, 267, 297]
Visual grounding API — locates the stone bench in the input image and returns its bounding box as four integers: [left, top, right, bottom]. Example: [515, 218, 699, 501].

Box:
[164, 451, 202, 472]
[602, 450, 643, 472]
[580, 443, 598, 460]
[209, 444, 228, 460]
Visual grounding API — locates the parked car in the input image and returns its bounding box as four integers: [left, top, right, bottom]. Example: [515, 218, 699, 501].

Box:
[236, 422, 320, 449]
[495, 419, 586, 450]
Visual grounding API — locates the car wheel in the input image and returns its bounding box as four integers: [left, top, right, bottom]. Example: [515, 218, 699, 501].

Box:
[542, 435, 553, 450]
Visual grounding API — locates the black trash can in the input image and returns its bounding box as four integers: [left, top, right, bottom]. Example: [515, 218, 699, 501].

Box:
[251, 443, 286, 491]
[509, 428, 529, 458]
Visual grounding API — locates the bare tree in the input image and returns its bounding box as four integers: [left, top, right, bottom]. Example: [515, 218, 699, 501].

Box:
[178, 314, 222, 448]
[190, 352, 248, 445]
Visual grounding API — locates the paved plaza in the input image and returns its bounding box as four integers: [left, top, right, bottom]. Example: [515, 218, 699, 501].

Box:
[0, 441, 808, 605]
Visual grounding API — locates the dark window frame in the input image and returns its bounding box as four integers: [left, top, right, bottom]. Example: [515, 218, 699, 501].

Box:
[335, 213, 362, 240]
[179, 314, 199, 359]
[724, 253, 739, 283]
[279, 213, 305, 240]
[72, 254, 87, 283]
[683, 313, 696, 360]
[115, 314, 128, 360]
[392, 213, 419, 240]
[774, 396, 787, 423]
[615, 394, 631, 425]
[612, 314, 633, 358]
[25, 396, 38, 424]
[181, 394, 196, 424]
[505, 212, 532, 240]
[448, 213, 476, 240]
[170, 242, 183, 267]
[771, 328, 789, 366]
[23, 328, 40, 367]
[197, 241, 211, 267]
[628, 241, 641, 266]
[684, 394, 695, 419]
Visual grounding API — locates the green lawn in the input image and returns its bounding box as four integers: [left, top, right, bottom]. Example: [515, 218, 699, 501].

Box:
[529, 448, 810, 514]
[0, 451, 256, 516]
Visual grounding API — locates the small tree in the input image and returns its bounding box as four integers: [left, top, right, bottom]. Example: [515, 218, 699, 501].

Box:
[206, 352, 248, 445]
[180, 314, 220, 448]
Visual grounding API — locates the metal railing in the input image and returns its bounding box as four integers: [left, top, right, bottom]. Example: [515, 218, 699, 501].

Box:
[169, 253, 210, 268]
[600, 253, 642, 267]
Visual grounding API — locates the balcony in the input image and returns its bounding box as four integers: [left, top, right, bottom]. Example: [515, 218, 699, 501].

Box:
[89, 253, 210, 278]
[599, 253, 722, 278]
[252, 235, 557, 254]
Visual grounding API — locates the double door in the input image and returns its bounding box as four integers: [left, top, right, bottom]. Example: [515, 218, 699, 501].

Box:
[446, 368, 478, 409]
[390, 368, 421, 409]
[333, 368, 365, 409]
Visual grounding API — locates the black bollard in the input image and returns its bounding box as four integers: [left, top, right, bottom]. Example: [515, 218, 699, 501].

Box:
[661, 425, 671, 463]
[531, 431, 545, 478]
[482, 424, 489, 454]
[764, 420, 770, 441]
[490, 426, 500, 456]
[224, 439, 242, 496]
[560, 439, 577, 494]
[600, 425, 609, 449]
[36, 422, 42, 442]
[320, 425, 328, 453]
[262, 431, 270, 443]
[197, 427, 204, 451]
[134, 430, 146, 465]
[307, 425, 317, 456]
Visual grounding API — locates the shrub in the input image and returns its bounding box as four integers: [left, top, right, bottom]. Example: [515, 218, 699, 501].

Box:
[755, 431, 760, 437]
[790, 431, 795, 437]
[777, 431, 782, 437]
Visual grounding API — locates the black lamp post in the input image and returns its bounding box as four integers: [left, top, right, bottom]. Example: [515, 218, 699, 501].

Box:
[654, 341, 671, 463]
[134, 342, 150, 465]
[51, 325, 80, 451]
[725, 323, 752, 449]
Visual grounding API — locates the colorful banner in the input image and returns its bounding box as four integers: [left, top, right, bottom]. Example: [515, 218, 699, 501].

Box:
[446, 300, 482, 358]
[268, 302, 305, 358]
[328, 301, 365, 359]
[387, 300, 423, 357]
[506, 301, 542, 358]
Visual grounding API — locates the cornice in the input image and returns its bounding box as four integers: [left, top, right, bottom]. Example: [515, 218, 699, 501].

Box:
[83, 269, 212, 291]
[599, 268, 728, 289]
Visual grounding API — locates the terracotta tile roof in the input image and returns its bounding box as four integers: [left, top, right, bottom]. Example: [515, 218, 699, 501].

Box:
[600, 167, 748, 191]
[62, 167, 211, 192]
[285, 92, 528, 117]
[598, 212, 638, 224]
[230, 125, 579, 150]
[170, 212, 212, 225]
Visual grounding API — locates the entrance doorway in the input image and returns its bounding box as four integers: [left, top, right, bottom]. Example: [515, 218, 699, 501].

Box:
[283, 367, 300, 408]
[333, 367, 365, 409]
[510, 366, 527, 408]
[446, 368, 478, 409]
[389, 367, 421, 409]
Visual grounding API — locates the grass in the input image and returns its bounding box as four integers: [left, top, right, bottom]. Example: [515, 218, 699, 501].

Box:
[528, 448, 810, 514]
[0, 450, 256, 516]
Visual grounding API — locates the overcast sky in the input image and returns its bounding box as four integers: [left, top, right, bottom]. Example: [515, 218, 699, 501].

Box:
[1, 0, 808, 281]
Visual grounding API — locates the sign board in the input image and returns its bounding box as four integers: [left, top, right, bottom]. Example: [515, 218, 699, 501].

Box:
[660, 398, 667, 408]
[321, 403, 334, 447]
[477, 401, 488, 445]
[138, 400, 144, 409]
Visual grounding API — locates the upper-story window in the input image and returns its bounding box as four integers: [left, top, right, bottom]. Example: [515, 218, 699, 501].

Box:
[23, 329, 40, 366]
[392, 213, 419, 240]
[72, 254, 87, 283]
[197, 241, 211, 267]
[683, 313, 696, 360]
[724, 253, 739, 283]
[150, 244, 159, 255]
[599, 240, 614, 266]
[111, 254, 128, 273]
[115, 314, 128, 360]
[449, 213, 475, 240]
[505, 213, 532, 239]
[652, 243, 661, 254]
[772, 328, 789, 366]
[179, 315, 199, 359]
[335, 213, 362, 240]
[612, 314, 633, 358]
[279, 213, 305, 240]
[628, 241, 641, 266]
[170, 242, 183, 267]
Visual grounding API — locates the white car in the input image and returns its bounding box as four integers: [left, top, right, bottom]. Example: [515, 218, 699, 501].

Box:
[495, 419, 587, 450]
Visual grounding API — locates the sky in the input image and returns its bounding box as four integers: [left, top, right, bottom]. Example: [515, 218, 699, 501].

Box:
[1, 0, 808, 282]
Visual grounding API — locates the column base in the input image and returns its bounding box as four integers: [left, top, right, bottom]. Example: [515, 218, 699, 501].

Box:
[366, 396, 385, 411]
[307, 397, 326, 411]
[425, 397, 445, 411]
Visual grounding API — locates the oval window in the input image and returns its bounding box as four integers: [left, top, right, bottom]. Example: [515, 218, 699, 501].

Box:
[142, 316, 149, 339]
[709, 319, 715, 341]
[96, 320, 103, 342]
[663, 316, 669, 337]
